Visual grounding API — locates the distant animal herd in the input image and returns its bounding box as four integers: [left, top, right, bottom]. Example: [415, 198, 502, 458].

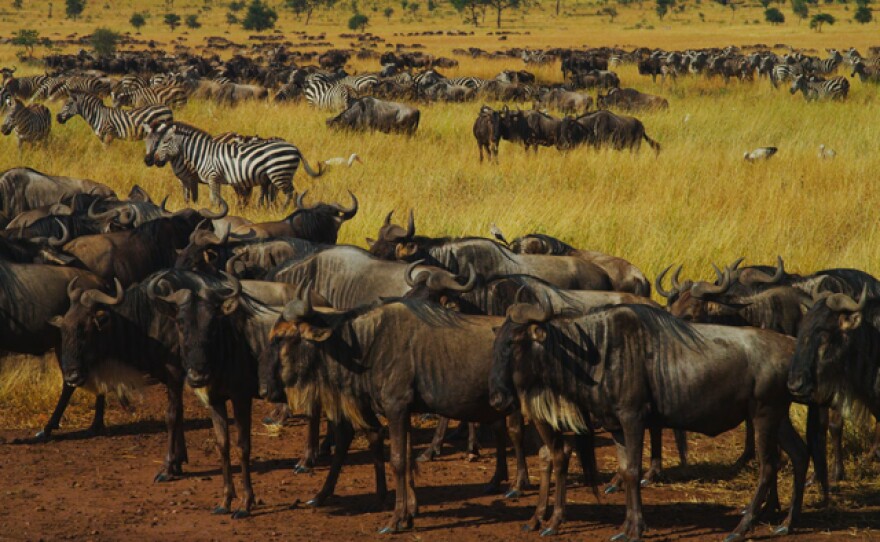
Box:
[1, 37, 879, 541]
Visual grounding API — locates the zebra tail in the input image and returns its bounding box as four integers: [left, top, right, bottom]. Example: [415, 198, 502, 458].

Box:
[644, 133, 661, 156]
[300, 154, 324, 177]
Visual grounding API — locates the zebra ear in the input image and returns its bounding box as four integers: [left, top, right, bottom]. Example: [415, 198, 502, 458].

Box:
[142, 123, 153, 134]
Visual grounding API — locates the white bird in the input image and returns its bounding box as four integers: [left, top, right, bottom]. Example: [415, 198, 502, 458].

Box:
[683, 113, 691, 124]
[323, 153, 363, 167]
[818, 144, 836, 160]
[489, 223, 508, 245]
[743, 147, 778, 162]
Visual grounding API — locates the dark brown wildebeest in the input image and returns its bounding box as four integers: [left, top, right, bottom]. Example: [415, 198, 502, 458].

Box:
[536, 88, 593, 116]
[326, 97, 419, 135]
[264, 295, 529, 533]
[231, 191, 357, 241]
[473, 105, 501, 163]
[0, 167, 115, 219]
[557, 110, 661, 154]
[597, 87, 669, 112]
[367, 211, 614, 291]
[511, 233, 650, 297]
[524, 110, 562, 150]
[568, 69, 620, 90]
[490, 301, 809, 541]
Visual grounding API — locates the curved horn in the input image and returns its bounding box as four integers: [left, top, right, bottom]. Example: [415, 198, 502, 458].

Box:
[335, 190, 358, 219]
[691, 267, 732, 298]
[383, 210, 393, 226]
[87, 198, 118, 221]
[507, 298, 553, 324]
[295, 191, 309, 210]
[282, 292, 314, 322]
[160, 196, 170, 215]
[81, 278, 124, 307]
[825, 285, 868, 313]
[654, 264, 674, 299]
[404, 259, 429, 287]
[218, 271, 242, 299]
[741, 256, 785, 286]
[199, 197, 228, 219]
[729, 257, 746, 271]
[48, 218, 70, 247]
[67, 276, 83, 302]
[670, 265, 684, 290]
[427, 263, 477, 292]
[225, 252, 243, 277]
[117, 204, 138, 226]
[405, 209, 415, 238]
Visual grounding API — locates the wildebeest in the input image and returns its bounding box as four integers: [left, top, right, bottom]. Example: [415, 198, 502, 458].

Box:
[557, 110, 661, 154]
[536, 88, 593, 116]
[231, 191, 358, 242]
[473, 105, 501, 163]
[326, 97, 419, 135]
[597, 87, 669, 112]
[0, 167, 114, 219]
[490, 301, 809, 541]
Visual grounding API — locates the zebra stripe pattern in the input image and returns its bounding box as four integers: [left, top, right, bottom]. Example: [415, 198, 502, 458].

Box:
[146, 122, 323, 207]
[56, 92, 173, 143]
[1, 96, 50, 148]
[2, 74, 50, 100]
[33, 76, 112, 101]
[111, 85, 189, 109]
[304, 80, 356, 110]
[789, 75, 849, 101]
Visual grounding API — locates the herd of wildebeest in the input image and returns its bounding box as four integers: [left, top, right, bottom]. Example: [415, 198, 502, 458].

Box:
[1, 36, 880, 541]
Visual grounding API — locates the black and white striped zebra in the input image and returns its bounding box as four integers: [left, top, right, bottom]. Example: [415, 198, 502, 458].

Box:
[56, 92, 173, 143]
[304, 79, 357, 110]
[144, 122, 323, 208]
[811, 50, 842, 75]
[111, 85, 189, 109]
[770, 64, 804, 88]
[2, 73, 50, 100]
[789, 74, 849, 101]
[33, 75, 112, 101]
[338, 73, 380, 93]
[1, 96, 50, 148]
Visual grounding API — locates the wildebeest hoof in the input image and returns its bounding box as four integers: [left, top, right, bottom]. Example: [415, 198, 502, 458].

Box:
[377, 526, 396, 535]
[33, 430, 50, 442]
[739, 506, 748, 515]
[294, 465, 312, 474]
[522, 523, 538, 532]
[640, 478, 651, 487]
[610, 533, 629, 542]
[504, 488, 522, 499]
[231, 509, 250, 520]
[604, 484, 620, 495]
[540, 527, 558, 537]
[261, 416, 280, 425]
[723, 533, 744, 542]
[416, 449, 437, 463]
[466, 453, 479, 462]
[772, 525, 789, 536]
[212, 506, 229, 515]
[306, 497, 324, 507]
[154, 472, 174, 483]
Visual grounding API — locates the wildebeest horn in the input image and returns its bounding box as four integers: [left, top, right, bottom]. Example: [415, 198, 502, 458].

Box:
[147, 273, 191, 307]
[655, 264, 675, 299]
[199, 197, 228, 219]
[117, 204, 139, 226]
[218, 271, 242, 299]
[87, 198, 118, 221]
[384, 210, 394, 226]
[81, 278, 124, 307]
[729, 257, 746, 271]
[507, 293, 553, 324]
[670, 265, 684, 290]
[49, 203, 72, 215]
[67, 276, 84, 303]
[282, 288, 314, 321]
[691, 267, 731, 298]
[404, 259, 429, 287]
[160, 196, 170, 214]
[335, 190, 358, 219]
[405, 209, 415, 238]
[295, 191, 309, 210]
[743, 256, 785, 285]
[48, 218, 70, 247]
[225, 252, 243, 277]
[824, 285, 868, 313]
[427, 263, 477, 292]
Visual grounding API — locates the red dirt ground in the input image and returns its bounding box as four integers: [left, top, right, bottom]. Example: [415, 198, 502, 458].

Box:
[2, 386, 880, 541]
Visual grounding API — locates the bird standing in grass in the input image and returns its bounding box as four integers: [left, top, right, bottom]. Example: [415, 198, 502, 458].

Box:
[489, 223, 508, 245]
[743, 147, 778, 162]
[323, 153, 363, 167]
[818, 144, 836, 160]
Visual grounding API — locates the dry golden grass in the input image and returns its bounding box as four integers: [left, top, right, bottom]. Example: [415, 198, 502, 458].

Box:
[0, 2, 878, 458]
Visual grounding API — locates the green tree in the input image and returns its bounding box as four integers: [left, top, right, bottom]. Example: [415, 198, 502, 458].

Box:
[759, 0, 771, 7]
[90, 27, 119, 57]
[384, 6, 394, 19]
[348, 11, 368, 30]
[226, 11, 239, 28]
[656, 0, 674, 19]
[11, 29, 39, 58]
[165, 12, 181, 31]
[854, 5, 872, 22]
[600, 5, 618, 20]
[485, 0, 527, 28]
[65, 0, 85, 19]
[809, 11, 834, 30]
[12, 0, 23, 10]
[242, 0, 278, 30]
[284, 0, 337, 25]
[228, 0, 244, 10]
[427, 0, 436, 9]
[791, 0, 808, 22]
[764, 6, 784, 23]
[185, 13, 201, 28]
[450, 0, 487, 25]
[130, 12, 146, 33]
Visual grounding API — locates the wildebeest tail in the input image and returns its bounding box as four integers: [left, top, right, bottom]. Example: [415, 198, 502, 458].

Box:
[573, 430, 600, 502]
[300, 153, 324, 177]
[644, 133, 661, 155]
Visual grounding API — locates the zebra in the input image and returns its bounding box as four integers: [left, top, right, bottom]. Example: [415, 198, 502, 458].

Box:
[812, 49, 843, 75]
[304, 79, 356, 110]
[144, 122, 323, 208]
[1, 70, 50, 100]
[111, 85, 189, 109]
[770, 63, 804, 88]
[852, 61, 880, 84]
[337, 73, 380, 93]
[33, 75, 112, 101]
[56, 92, 173, 144]
[447, 76, 487, 90]
[111, 74, 150, 95]
[1, 96, 50, 148]
[789, 74, 849, 101]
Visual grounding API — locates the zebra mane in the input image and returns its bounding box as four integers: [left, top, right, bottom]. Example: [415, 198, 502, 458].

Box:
[169, 121, 211, 138]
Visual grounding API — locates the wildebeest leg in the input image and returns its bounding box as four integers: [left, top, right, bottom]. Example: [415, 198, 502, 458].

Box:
[307, 418, 355, 507]
[466, 423, 480, 461]
[642, 424, 663, 486]
[379, 410, 413, 534]
[365, 417, 388, 506]
[805, 404, 828, 506]
[828, 407, 845, 483]
[866, 420, 880, 462]
[772, 416, 808, 536]
[36, 382, 76, 441]
[535, 421, 569, 537]
[506, 411, 530, 498]
[733, 417, 756, 470]
[674, 429, 688, 467]
[85, 394, 106, 436]
[230, 396, 254, 519]
[208, 399, 236, 516]
[478, 143, 485, 163]
[485, 419, 509, 494]
[523, 444, 553, 532]
[155, 380, 186, 482]
[295, 401, 321, 473]
[727, 411, 778, 542]
[416, 417, 449, 462]
[614, 417, 647, 542]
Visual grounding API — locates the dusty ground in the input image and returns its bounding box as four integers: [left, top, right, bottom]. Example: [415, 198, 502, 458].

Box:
[2, 386, 880, 542]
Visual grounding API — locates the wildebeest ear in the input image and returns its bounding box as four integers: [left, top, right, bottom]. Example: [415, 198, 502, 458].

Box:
[93, 309, 111, 331]
[365, 237, 375, 248]
[269, 320, 299, 341]
[221, 297, 239, 316]
[529, 324, 546, 343]
[839, 312, 862, 331]
[299, 323, 332, 342]
[204, 249, 218, 263]
[48, 316, 63, 328]
[395, 242, 417, 259]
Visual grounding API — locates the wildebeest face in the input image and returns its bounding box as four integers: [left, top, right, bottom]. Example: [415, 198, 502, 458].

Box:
[55, 96, 79, 124]
[368, 210, 417, 261]
[789, 297, 864, 405]
[173, 284, 239, 388]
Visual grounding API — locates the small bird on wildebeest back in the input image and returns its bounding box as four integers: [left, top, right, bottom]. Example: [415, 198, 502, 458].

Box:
[489, 223, 508, 246]
[743, 147, 778, 162]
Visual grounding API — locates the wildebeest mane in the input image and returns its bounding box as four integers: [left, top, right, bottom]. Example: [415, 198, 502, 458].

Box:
[423, 237, 516, 275]
[510, 233, 575, 255]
